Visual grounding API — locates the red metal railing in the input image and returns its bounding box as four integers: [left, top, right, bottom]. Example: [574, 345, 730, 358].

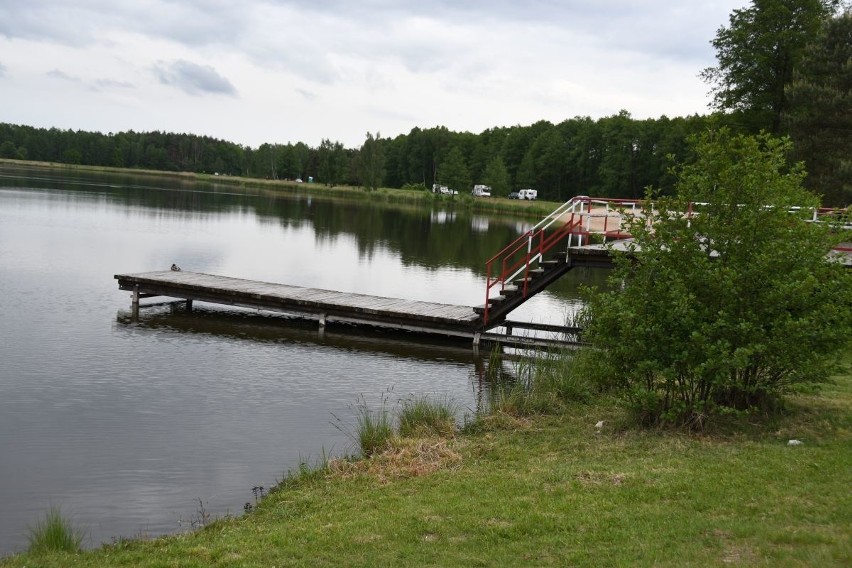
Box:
[482, 196, 642, 325]
[483, 197, 851, 325]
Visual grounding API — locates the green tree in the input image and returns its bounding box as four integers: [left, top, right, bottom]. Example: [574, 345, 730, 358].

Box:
[582, 130, 852, 427]
[317, 138, 346, 186]
[784, 9, 852, 206]
[701, 0, 840, 133]
[0, 140, 16, 158]
[515, 150, 535, 191]
[359, 131, 385, 191]
[482, 155, 511, 197]
[438, 147, 471, 196]
[529, 126, 568, 200]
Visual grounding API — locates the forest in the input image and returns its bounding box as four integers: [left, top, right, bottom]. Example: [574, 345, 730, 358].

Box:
[0, 112, 715, 201]
[1, 2, 849, 206]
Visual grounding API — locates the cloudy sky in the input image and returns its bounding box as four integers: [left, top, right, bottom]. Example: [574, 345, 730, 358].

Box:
[0, 1, 745, 149]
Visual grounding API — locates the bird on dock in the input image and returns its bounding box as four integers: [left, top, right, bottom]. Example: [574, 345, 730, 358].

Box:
[171, 264, 182, 272]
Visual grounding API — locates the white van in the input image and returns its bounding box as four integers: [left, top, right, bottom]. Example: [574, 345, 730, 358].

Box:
[472, 184, 491, 197]
[518, 189, 537, 200]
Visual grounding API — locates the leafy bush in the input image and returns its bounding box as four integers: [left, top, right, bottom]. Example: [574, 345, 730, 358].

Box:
[582, 131, 852, 428]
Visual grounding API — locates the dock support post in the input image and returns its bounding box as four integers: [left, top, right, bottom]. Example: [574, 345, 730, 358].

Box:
[505, 323, 513, 336]
[472, 332, 481, 355]
[318, 313, 327, 329]
[186, 299, 193, 312]
[131, 285, 140, 318]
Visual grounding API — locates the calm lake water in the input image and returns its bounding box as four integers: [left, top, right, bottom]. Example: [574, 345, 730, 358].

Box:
[0, 165, 605, 555]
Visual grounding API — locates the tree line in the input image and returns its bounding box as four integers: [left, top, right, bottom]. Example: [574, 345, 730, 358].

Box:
[1, 1, 848, 206]
[0, 113, 716, 201]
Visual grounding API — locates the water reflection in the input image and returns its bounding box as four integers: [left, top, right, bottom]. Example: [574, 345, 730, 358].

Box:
[115, 305, 480, 363]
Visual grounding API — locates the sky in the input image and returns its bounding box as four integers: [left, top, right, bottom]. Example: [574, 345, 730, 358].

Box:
[0, 1, 747, 149]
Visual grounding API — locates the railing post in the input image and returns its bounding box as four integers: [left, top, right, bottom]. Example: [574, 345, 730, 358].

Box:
[483, 263, 492, 325]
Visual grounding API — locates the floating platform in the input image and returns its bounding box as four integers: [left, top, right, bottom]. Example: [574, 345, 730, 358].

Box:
[115, 271, 484, 339]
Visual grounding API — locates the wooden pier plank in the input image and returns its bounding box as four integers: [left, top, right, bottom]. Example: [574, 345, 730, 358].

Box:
[115, 271, 481, 334]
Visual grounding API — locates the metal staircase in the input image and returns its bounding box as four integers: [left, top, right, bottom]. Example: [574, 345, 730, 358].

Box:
[477, 196, 640, 328]
[476, 195, 852, 330]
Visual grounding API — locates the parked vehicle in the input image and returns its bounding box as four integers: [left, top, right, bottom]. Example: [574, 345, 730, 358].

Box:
[518, 189, 538, 200]
[507, 192, 520, 199]
[431, 183, 457, 195]
[472, 184, 491, 197]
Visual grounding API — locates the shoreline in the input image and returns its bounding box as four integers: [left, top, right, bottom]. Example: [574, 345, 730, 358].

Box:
[2, 355, 849, 565]
[0, 158, 559, 219]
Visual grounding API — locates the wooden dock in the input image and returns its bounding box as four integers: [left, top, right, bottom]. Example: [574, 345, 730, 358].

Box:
[115, 271, 484, 339]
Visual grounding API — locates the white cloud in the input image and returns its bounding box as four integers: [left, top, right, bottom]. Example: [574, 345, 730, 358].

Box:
[46, 69, 82, 82]
[153, 60, 238, 97]
[0, 1, 747, 148]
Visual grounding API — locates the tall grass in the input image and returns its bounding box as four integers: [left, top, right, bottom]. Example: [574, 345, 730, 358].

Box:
[398, 395, 457, 438]
[488, 348, 595, 417]
[27, 507, 83, 554]
[356, 403, 394, 457]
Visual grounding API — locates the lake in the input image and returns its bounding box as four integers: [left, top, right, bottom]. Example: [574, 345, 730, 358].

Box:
[0, 165, 604, 555]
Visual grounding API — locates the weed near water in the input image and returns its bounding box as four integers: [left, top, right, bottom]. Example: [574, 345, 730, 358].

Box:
[485, 348, 596, 418]
[26, 507, 84, 555]
[397, 395, 457, 438]
[354, 396, 394, 457]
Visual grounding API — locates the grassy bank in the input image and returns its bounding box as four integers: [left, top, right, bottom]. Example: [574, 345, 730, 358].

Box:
[3, 350, 849, 567]
[0, 158, 558, 218]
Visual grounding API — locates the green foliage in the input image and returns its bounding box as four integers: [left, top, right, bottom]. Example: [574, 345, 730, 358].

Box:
[702, 0, 840, 133]
[481, 155, 510, 196]
[784, 9, 852, 206]
[397, 395, 457, 438]
[0, 112, 725, 204]
[438, 147, 471, 196]
[316, 138, 347, 187]
[583, 130, 852, 427]
[27, 507, 84, 555]
[359, 131, 385, 191]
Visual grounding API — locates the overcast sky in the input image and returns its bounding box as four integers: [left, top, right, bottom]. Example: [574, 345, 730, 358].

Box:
[0, 1, 746, 149]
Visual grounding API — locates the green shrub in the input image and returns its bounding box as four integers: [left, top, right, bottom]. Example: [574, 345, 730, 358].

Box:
[27, 507, 83, 554]
[582, 131, 852, 428]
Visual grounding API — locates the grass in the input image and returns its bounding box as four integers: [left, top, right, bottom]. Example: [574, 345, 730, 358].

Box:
[486, 348, 595, 418]
[26, 507, 84, 555]
[397, 395, 457, 438]
[355, 401, 394, 458]
[3, 350, 850, 566]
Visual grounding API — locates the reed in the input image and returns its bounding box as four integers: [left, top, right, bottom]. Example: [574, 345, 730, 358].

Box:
[487, 348, 594, 417]
[26, 507, 83, 555]
[397, 395, 457, 438]
[355, 401, 394, 458]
